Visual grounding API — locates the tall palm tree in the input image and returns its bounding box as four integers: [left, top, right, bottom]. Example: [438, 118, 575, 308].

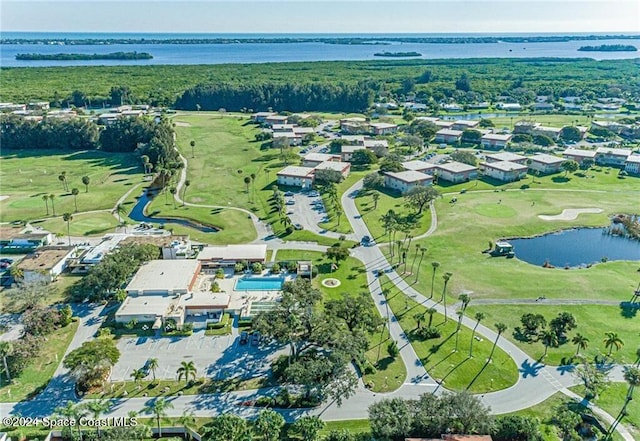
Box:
[0, 341, 14, 383]
[409, 244, 420, 275]
[130, 368, 145, 387]
[140, 155, 151, 174]
[469, 312, 486, 357]
[55, 401, 85, 441]
[540, 328, 558, 358]
[441, 272, 453, 322]
[71, 188, 80, 212]
[179, 410, 197, 441]
[83, 399, 111, 439]
[635, 347, 640, 367]
[250, 173, 257, 201]
[572, 333, 590, 356]
[82, 175, 90, 193]
[426, 307, 437, 328]
[243, 176, 251, 194]
[42, 195, 49, 215]
[454, 310, 464, 352]
[177, 360, 197, 386]
[489, 323, 507, 362]
[335, 204, 344, 226]
[63, 213, 73, 247]
[372, 192, 380, 210]
[603, 331, 624, 357]
[429, 261, 440, 298]
[190, 140, 196, 158]
[414, 247, 427, 283]
[49, 194, 56, 216]
[182, 179, 191, 206]
[114, 203, 127, 223]
[608, 366, 640, 440]
[170, 187, 177, 208]
[413, 312, 426, 329]
[144, 397, 174, 438]
[148, 358, 159, 382]
[58, 172, 68, 192]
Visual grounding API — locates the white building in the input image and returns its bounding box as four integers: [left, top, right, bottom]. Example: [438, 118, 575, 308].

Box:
[451, 120, 480, 131]
[402, 160, 437, 174]
[595, 147, 633, 167]
[485, 152, 528, 165]
[384, 171, 433, 193]
[16, 246, 77, 283]
[528, 153, 565, 174]
[314, 161, 351, 178]
[624, 155, 640, 175]
[277, 166, 315, 188]
[480, 161, 528, 182]
[435, 161, 478, 183]
[341, 145, 366, 162]
[435, 129, 463, 144]
[563, 148, 597, 164]
[370, 122, 398, 135]
[302, 153, 341, 167]
[481, 133, 513, 149]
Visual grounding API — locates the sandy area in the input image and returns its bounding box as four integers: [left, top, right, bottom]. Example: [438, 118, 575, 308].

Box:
[538, 208, 603, 221]
[174, 121, 191, 127]
[0, 195, 8, 201]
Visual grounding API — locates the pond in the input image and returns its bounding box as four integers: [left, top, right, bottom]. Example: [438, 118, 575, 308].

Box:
[129, 192, 219, 233]
[508, 228, 640, 268]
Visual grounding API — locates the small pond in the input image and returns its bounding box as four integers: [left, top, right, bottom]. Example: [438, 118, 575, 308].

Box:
[509, 227, 640, 268]
[129, 192, 219, 233]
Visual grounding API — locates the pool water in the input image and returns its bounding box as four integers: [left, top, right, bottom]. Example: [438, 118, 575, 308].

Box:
[235, 276, 285, 291]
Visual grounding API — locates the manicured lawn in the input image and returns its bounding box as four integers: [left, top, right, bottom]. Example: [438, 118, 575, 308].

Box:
[317, 171, 369, 234]
[34, 211, 119, 236]
[506, 392, 573, 441]
[320, 419, 371, 436]
[0, 320, 79, 402]
[0, 274, 78, 313]
[278, 229, 356, 247]
[466, 305, 640, 365]
[273, 250, 407, 392]
[569, 383, 639, 440]
[380, 276, 519, 393]
[0, 149, 144, 222]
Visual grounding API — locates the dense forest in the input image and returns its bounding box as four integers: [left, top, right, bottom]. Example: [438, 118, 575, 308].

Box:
[578, 44, 638, 52]
[15, 51, 153, 60]
[0, 115, 181, 170]
[1, 58, 639, 109]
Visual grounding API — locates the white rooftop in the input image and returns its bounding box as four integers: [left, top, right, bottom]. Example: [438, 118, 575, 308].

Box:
[402, 160, 437, 172]
[117, 292, 177, 317]
[314, 161, 349, 172]
[482, 133, 513, 142]
[436, 129, 463, 136]
[529, 153, 564, 165]
[482, 160, 528, 172]
[436, 161, 477, 173]
[125, 260, 200, 294]
[563, 148, 596, 158]
[304, 153, 339, 163]
[453, 120, 480, 127]
[81, 234, 127, 265]
[198, 244, 267, 261]
[486, 152, 527, 162]
[277, 165, 315, 178]
[341, 145, 366, 153]
[385, 170, 433, 183]
[626, 155, 640, 163]
[370, 122, 397, 129]
[596, 147, 632, 157]
[363, 139, 389, 148]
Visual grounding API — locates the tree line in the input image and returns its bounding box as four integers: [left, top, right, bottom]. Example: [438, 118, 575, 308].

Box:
[174, 81, 376, 112]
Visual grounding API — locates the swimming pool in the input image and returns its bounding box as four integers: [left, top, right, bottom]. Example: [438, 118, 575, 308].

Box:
[235, 276, 285, 291]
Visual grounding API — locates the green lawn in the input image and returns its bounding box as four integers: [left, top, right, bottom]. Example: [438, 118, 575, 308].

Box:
[0, 149, 144, 222]
[569, 383, 639, 440]
[466, 305, 639, 365]
[34, 211, 119, 237]
[380, 276, 518, 393]
[320, 419, 371, 436]
[0, 320, 79, 402]
[317, 171, 370, 234]
[0, 274, 79, 313]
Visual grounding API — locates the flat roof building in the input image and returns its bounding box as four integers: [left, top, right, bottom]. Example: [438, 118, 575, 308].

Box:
[125, 260, 201, 296]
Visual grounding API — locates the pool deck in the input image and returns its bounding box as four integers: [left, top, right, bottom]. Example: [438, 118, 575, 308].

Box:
[214, 269, 291, 317]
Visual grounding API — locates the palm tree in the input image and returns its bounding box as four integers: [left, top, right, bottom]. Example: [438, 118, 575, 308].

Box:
[182, 179, 191, 206]
[179, 410, 197, 440]
[58, 172, 68, 192]
[82, 175, 90, 193]
[243, 176, 251, 194]
[71, 188, 80, 212]
[170, 187, 177, 208]
[441, 272, 453, 322]
[9, 266, 23, 285]
[335, 204, 344, 226]
[49, 194, 56, 216]
[414, 312, 426, 329]
[372, 192, 380, 210]
[409, 244, 420, 275]
[540, 328, 558, 358]
[113, 203, 127, 223]
[130, 368, 145, 387]
[250, 173, 257, 201]
[608, 366, 640, 440]
[414, 247, 427, 283]
[603, 331, 624, 357]
[429, 261, 440, 298]
[176, 360, 197, 386]
[0, 341, 14, 383]
[469, 312, 486, 357]
[572, 333, 589, 356]
[55, 401, 85, 441]
[148, 358, 159, 382]
[190, 140, 196, 158]
[635, 347, 640, 367]
[426, 307, 437, 328]
[454, 310, 464, 352]
[62, 213, 73, 246]
[489, 323, 507, 362]
[83, 399, 111, 439]
[42, 194, 49, 215]
[144, 397, 174, 438]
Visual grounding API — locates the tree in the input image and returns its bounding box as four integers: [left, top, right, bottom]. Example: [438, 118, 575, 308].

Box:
[440, 391, 493, 435]
[559, 126, 582, 143]
[113, 203, 127, 223]
[456, 72, 472, 92]
[82, 175, 90, 192]
[363, 172, 384, 190]
[489, 323, 507, 361]
[253, 409, 285, 441]
[429, 261, 439, 298]
[71, 187, 80, 212]
[575, 357, 609, 399]
[469, 312, 486, 357]
[63, 212, 73, 246]
[520, 313, 547, 338]
[368, 398, 414, 441]
[561, 160, 579, 176]
[351, 149, 378, 166]
[603, 331, 624, 357]
[379, 154, 404, 173]
[623, 365, 640, 400]
[404, 186, 440, 214]
[492, 415, 543, 441]
[479, 118, 495, 128]
[454, 294, 471, 351]
[461, 129, 482, 144]
[290, 416, 324, 441]
[325, 292, 381, 333]
[176, 360, 197, 385]
[325, 245, 350, 267]
[0, 341, 13, 383]
[407, 119, 438, 140]
[55, 401, 86, 441]
[552, 404, 581, 441]
[130, 368, 145, 386]
[202, 414, 251, 441]
[49, 194, 56, 216]
[539, 328, 559, 358]
[64, 338, 120, 392]
[314, 168, 343, 184]
[42, 194, 49, 215]
[142, 397, 173, 438]
[441, 272, 453, 323]
[533, 134, 555, 147]
[169, 186, 177, 208]
[549, 312, 577, 342]
[147, 357, 159, 382]
[190, 140, 196, 158]
[243, 176, 251, 194]
[58, 171, 69, 192]
[449, 150, 478, 166]
[140, 155, 151, 174]
[426, 307, 437, 328]
[82, 399, 112, 439]
[182, 179, 191, 206]
[572, 333, 589, 356]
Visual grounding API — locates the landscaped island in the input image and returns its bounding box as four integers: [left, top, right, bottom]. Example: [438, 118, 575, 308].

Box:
[15, 51, 153, 61]
[373, 51, 422, 57]
[578, 44, 638, 52]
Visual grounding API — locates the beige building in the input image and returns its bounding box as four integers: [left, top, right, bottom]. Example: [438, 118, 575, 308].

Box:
[485, 152, 528, 164]
[16, 246, 77, 283]
[435, 161, 478, 183]
[384, 171, 433, 193]
[528, 153, 564, 174]
[480, 161, 528, 182]
[277, 166, 315, 188]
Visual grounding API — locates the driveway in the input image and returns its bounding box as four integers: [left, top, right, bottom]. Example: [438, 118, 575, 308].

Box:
[110, 330, 287, 382]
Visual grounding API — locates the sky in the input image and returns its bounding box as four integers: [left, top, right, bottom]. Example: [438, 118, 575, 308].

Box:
[1, 0, 639, 34]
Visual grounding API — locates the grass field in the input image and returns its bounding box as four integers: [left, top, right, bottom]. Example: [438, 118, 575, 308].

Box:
[34, 211, 119, 237]
[0, 320, 79, 402]
[0, 149, 144, 222]
[379, 275, 519, 393]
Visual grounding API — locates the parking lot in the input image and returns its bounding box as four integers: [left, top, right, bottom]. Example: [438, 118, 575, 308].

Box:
[286, 191, 331, 234]
[110, 331, 287, 382]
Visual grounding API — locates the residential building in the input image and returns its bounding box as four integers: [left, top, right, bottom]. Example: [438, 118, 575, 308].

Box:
[124, 260, 201, 296]
[624, 155, 640, 175]
[370, 122, 398, 135]
[562, 148, 597, 164]
[468, 102, 490, 109]
[0, 227, 53, 254]
[528, 153, 565, 174]
[277, 166, 315, 188]
[481, 133, 513, 149]
[314, 161, 351, 178]
[251, 112, 276, 123]
[97, 112, 121, 125]
[434, 120, 455, 129]
[532, 125, 562, 140]
[435, 129, 463, 144]
[273, 132, 302, 146]
[533, 102, 554, 111]
[451, 120, 480, 131]
[485, 152, 527, 165]
[363, 139, 389, 150]
[340, 145, 366, 162]
[272, 124, 295, 133]
[27, 101, 50, 111]
[480, 161, 528, 182]
[435, 161, 478, 183]
[595, 147, 633, 166]
[340, 117, 368, 134]
[198, 244, 268, 270]
[442, 103, 463, 112]
[402, 160, 437, 174]
[302, 153, 341, 167]
[384, 170, 433, 193]
[16, 246, 77, 283]
[264, 115, 289, 126]
[496, 102, 522, 111]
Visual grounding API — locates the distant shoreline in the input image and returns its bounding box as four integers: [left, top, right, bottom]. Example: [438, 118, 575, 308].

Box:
[577, 44, 637, 52]
[15, 51, 154, 60]
[374, 51, 422, 57]
[3, 34, 640, 46]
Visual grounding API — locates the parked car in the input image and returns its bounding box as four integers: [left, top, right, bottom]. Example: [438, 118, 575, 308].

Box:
[251, 332, 261, 346]
[361, 235, 371, 245]
[286, 200, 295, 205]
[0, 258, 14, 264]
[284, 191, 294, 197]
[240, 331, 249, 344]
[294, 223, 303, 230]
[141, 359, 153, 376]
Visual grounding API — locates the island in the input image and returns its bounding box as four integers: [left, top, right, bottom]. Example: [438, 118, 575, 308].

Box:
[578, 44, 637, 52]
[374, 51, 422, 57]
[15, 51, 154, 61]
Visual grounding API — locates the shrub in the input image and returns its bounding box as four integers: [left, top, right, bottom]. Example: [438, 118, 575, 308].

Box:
[387, 340, 400, 358]
[414, 326, 441, 340]
[271, 263, 281, 274]
[234, 262, 245, 273]
[215, 268, 225, 279]
[124, 319, 138, 330]
[252, 262, 263, 273]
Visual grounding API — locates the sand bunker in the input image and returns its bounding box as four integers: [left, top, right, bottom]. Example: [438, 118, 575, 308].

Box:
[0, 196, 8, 202]
[538, 208, 603, 221]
